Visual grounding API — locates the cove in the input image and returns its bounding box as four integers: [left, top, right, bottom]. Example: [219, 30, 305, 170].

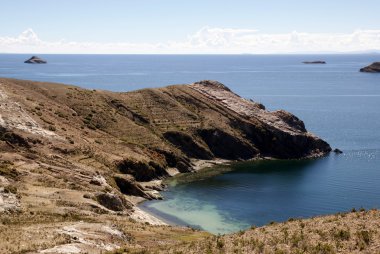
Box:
[141, 150, 380, 234]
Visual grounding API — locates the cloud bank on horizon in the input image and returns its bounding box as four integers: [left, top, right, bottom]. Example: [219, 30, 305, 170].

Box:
[1, 27, 380, 54]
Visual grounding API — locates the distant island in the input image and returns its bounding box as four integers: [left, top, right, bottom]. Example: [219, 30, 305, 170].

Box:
[303, 61, 326, 64]
[24, 56, 47, 64]
[360, 62, 380, 73]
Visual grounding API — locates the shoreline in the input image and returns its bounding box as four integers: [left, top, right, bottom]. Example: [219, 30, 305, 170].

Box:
[132, 154, 338, 231]
[131, 158, 234, 227]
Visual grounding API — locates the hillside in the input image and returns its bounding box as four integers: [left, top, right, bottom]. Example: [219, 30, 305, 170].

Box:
[0, 78, 332, 253]
[141, 209, 380, 254]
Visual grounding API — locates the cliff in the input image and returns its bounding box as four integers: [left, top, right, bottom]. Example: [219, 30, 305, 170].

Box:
[0, 78, 331, 253]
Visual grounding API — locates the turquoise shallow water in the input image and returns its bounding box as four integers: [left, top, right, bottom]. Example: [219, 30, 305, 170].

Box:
[1, 54, 379, 234]
[142, 150, 380, 234]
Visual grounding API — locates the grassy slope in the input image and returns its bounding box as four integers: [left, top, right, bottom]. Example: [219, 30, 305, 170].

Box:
[116, 209, 380, 254]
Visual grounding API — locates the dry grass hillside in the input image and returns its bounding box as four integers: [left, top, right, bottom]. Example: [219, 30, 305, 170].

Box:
[134, 209, 380, 254]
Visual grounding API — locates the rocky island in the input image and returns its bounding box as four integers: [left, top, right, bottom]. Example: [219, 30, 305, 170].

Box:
[302, 61, 326, 64]
[1, 78, 378, 253]
[360, 62, 380, 73]
[24, 56, 47, 64]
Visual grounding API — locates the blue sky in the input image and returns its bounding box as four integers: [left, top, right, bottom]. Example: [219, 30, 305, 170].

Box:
[1, 0, 380, 53]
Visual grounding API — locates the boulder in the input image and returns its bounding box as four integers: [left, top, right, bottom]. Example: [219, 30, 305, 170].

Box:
[95, 192, 132, 211]
[24, 56, 47, 64]
[360, 62, 380, 73]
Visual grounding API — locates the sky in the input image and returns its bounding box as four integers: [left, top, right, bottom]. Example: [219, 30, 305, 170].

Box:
[1, 0, 380, 54]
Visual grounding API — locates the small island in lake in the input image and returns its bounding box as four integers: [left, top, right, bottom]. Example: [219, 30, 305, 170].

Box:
[360, 62, 380, 73]
[24, 56, 47, 64]
[303, 61, 326, 64]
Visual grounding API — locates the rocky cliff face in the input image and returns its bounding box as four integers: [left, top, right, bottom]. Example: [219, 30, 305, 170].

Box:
[360, 62, 380, 73]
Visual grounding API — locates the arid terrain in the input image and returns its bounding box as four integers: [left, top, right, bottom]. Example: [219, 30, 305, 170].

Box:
[1, 77, 378, 253]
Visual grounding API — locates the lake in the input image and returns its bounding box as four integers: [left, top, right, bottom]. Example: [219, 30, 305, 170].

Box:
[1, 54, 379, 234]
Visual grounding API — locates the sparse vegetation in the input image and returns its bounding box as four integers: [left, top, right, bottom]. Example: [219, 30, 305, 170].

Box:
[111, 210, 379, 253]
[0, 162, 18, 179]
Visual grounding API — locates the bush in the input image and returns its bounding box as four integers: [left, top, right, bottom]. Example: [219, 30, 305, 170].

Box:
[356, 230, 371, 250]
[333, 229, 350, 241]
[0, 163, 19, 179]
[48, 125, 56, 131]
[4, 185, 17, 194]
[309, 243, 335, 254]
[216, 237, 224, 249]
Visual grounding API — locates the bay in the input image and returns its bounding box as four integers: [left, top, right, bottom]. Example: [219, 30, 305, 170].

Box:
[1, 53, 379, 234]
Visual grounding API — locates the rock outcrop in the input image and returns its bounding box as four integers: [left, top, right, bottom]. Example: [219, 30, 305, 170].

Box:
[360, 62, 380, 73]
[24, 56, 47, 64]
[95, 192, 132, 212]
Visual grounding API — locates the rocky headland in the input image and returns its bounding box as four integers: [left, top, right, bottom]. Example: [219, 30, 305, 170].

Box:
[360, 62, 380, 73]
[0, 78, 339, 253]
[24, 56, 47, 64]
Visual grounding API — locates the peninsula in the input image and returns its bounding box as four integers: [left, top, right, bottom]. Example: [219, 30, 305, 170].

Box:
[2, 78, 377, 254]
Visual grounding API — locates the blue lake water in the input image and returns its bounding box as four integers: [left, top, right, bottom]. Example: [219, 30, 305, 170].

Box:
[1, 54, 379, 234]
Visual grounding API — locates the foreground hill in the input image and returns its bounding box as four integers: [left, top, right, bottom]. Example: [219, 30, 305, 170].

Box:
[141, 209, 380, 254]
[0, 78, 332, 253]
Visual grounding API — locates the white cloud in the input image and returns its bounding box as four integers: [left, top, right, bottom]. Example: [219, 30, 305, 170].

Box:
[1, 27, 380, 54]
